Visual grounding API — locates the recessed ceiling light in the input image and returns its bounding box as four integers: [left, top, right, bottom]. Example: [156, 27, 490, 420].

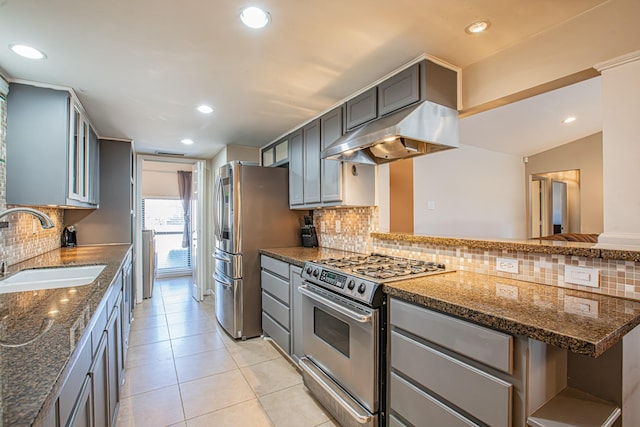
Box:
[181, 139, 194, 145]
[197, 105, 214, 114]
[465, 20, 491, 34]
[240, 6, 270, 29]
[562, 116, 577, 124]
[9, 44, 47, 59]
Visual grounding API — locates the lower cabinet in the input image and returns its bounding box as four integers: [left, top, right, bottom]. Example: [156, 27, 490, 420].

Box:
[388, 298, 515, 427]
[42, 253, 132, 427]
[260, 255, 291, 354]
[290, 266, 304, 362]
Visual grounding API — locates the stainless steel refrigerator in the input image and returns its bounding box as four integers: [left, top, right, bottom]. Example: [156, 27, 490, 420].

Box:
[213, 161, 302, 339]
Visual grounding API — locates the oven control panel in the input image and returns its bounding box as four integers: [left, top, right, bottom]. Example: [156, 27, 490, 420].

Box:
[302, 263, 380, 305]
[319, 270, 346, 289]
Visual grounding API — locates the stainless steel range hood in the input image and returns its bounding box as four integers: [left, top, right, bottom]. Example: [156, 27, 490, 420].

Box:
[321, 100, 459, 165]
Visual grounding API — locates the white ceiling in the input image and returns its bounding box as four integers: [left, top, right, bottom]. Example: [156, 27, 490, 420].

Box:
[0, 0, 612, 158]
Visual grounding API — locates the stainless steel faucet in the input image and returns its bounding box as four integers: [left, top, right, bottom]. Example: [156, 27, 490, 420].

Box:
[0, 207, 55, 229]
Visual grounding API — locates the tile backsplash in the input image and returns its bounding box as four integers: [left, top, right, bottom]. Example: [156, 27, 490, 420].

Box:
[0, 80, 64, 266]
[314, 206, 640, 301]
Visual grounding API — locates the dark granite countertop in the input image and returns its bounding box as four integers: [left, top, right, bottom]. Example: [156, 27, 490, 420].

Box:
[384, 271, 640, 358]
[0, 245, 132, 427]
[372, 232, 640, 261]
[259, 246, 364, 267]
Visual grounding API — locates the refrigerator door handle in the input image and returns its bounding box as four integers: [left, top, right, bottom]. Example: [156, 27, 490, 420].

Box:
[214, 271, 234, 288]
[213, 249, 231, 263]
[213, 175, 223, 242]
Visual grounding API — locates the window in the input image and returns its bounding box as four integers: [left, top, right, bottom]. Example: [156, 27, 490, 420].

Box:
[143, 198, 191, 273]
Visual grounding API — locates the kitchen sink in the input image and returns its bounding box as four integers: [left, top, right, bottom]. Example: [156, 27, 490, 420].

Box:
[0, 265, 106, 294]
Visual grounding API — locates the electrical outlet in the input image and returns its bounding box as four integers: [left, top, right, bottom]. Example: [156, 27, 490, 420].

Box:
[496, 257, 519, 274]
[320, 221, 325, 233]
[564, 265, 599, 288]
[427, 200, 436, 210]
[495, 283, 518, 300]
[335, 220, 341, 234]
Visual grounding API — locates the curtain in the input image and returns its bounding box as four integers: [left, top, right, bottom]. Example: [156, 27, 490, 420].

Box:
[177, 171, 192, 248]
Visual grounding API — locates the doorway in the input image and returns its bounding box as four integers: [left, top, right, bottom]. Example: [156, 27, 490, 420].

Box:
[135, 156, 207, 303]
[529, 169, 580, 238]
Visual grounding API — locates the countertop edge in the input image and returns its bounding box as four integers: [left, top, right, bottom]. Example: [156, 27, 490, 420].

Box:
[371, 232, 640, 262]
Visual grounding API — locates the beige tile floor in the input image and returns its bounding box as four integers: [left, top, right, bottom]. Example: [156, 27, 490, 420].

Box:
[115, 276, 339, 427]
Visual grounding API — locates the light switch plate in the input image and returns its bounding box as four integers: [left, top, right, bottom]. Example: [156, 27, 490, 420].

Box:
[564, 265, 599, 288]
[496, 257, 519, 274]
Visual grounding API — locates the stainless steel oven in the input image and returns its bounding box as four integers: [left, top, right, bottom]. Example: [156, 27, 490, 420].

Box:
[299, 254, 450, 427]
[300, 283, 379, 426]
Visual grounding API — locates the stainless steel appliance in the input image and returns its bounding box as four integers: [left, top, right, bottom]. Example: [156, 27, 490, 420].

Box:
[213, 161, 301, 339]
[142, 229, 156, 298]
[299, 254, 450, 427]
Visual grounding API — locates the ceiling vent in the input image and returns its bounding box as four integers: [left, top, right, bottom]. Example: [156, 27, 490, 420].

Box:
[154, 151, 185, 156]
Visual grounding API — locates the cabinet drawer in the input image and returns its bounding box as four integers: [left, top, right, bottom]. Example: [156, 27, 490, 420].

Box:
[261, 270, 290, 305]
[262, 311, 290, 354]
[261, 255, 289, 278]
[262, 291, 290, 330]
[390, 373, 479, 427]
[390, 298, 513, 373]
[345, 87, 377, 130]
[391, 331, 512, 427]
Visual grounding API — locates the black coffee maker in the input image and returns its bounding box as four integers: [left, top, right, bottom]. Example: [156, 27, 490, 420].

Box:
[301, 216, 318, 248]
[62, 226, 77, 247]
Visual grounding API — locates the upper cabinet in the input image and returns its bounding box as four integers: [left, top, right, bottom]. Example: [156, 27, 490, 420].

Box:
[262, 136, 289, 167]
[6, 83, 99, 208]
[288, 106, 375, 210]
[345, 88, 377, 131]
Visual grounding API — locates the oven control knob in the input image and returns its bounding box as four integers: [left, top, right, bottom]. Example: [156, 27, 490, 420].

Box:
[347, 280, 356, 290]
[312, 269, 319, 277]
[305, 267, 312, 275]
[357, 283, 367, 294]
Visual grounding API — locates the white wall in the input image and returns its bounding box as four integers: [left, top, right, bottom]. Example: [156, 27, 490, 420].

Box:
[597, 53, 640, 248]
[411, 145, 526, 239]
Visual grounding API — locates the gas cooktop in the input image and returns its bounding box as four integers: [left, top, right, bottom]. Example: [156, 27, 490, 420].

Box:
[301, 253, 451, 306]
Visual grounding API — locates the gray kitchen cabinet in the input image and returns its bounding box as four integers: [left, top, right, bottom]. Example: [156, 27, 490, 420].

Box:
[120, 253, 133, 379]
[389, 298, 514, 427]
[290, 265, 304, 363]
[288, 129, 304, 206]
[87, 127, 100, 206]
[260, 255, 291, 354]
[90, 331, 109, 427]
[66, 375, 93, 427]
[303, 119, 321, 205]
[345, 87, 377, 130]
[41, 252, 133, 427]
[378, 63, 421, 116]
[6, 83, 99, 208]
[262, 136, 289, 167]
[320, 107, 343, 203]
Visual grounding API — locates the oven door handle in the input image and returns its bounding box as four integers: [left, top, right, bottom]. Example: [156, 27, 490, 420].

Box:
[299, 285, 372, 324]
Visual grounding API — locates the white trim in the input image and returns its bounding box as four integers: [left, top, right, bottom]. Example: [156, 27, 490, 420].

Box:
[0, 75, 8, 96]
[260, 52, 461, 150]
[595, 232, 640, 250]
[595, 50, 640, 72]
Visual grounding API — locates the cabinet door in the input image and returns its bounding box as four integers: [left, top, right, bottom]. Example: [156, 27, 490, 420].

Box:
[66, 375, 93, 427]
[320, 107, 343, 203]
[290, 266, 304, 362]
[378, 63, 420, 116]
[303, 119, 321, 205]
[288, 129, 304, 206]
[90, 332, 109, 427]
[87, 127, 100, 206]
[121, 258, 132, 373]
[345, 87, 377, 130]
[107, 296, 122, 423]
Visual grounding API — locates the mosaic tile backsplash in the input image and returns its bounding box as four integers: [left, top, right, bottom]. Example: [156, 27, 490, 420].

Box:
[314, 207, 640, 301]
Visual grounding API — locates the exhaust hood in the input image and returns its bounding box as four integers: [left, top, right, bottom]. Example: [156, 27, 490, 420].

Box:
[321, 100, 459, 165]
